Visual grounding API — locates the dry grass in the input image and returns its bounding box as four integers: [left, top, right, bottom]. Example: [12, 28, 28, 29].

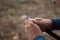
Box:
[0, 0, 60, 40]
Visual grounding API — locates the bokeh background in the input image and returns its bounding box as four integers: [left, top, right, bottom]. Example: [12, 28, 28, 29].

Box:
[0, 0, 60, 40]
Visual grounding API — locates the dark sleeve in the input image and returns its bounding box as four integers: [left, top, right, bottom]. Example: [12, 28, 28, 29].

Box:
[33, 36, 45, 40]
[51, 18, 60, 30]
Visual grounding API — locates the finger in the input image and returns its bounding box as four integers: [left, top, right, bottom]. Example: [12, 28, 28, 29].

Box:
[25, 20, 32, 25]
[29, 21, 43, 34]
[29, 21, 40, 29]
[30, 17, 42, 24]
[25, 23, 33, 32]
[25, 20, 29, 25]
[25, 25, 28, 32]
[34, 17, 43, 21]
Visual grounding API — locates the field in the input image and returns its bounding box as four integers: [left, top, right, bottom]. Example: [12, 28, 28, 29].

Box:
[0, 0, 60, 40]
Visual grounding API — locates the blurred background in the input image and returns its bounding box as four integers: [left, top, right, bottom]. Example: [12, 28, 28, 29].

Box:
[0, 0, 60, 40]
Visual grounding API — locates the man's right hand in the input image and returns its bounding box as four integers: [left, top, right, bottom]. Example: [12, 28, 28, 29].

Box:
[32, 17, 53, 31]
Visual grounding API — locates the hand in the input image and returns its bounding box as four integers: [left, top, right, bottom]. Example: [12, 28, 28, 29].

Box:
[25, 20, 43, 40]
[32, 17, 53, 31]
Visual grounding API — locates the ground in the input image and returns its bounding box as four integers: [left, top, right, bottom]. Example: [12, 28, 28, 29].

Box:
[0, 0, 60, 40]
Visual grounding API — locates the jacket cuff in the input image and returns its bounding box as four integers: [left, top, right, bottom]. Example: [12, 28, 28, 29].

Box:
[33, 36, 45, 40]
[51, 18, 60, 30]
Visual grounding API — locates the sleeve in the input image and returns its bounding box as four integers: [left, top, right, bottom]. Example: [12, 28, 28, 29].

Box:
[51, 18, 60, 30]
[33, 36, 45, 40]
